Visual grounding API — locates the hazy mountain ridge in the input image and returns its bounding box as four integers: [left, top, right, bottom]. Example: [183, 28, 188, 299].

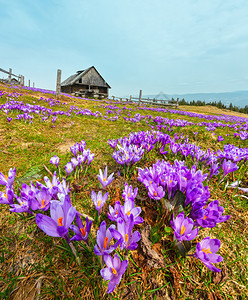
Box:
[143, 91, 248, 108]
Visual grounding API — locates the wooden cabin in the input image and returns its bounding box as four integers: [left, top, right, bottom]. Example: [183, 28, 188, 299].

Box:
[61, 66, 111, 98]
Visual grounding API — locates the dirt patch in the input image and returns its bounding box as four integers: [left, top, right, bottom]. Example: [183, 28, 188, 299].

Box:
[21, 142, 45, 149]
[56, 141, 75, 154]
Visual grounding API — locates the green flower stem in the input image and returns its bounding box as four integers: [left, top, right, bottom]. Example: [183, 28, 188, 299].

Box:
[69, 242, 81, 266]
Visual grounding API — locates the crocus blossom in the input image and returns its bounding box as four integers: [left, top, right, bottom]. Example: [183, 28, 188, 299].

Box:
[10, 194, 32, 214]
[195, 200, 231, 228]
[65, 162, 74, 176]
[110, 215, 141, 251]
[122, 183, 138, 201]
[0, 187, 14, 205]
[194, 237, 223, 272]
[107, 201, 122, 222]
[170, 212, 199, 242]
[94, 221, 120, 256]
[35, 195, 76, 242]
[100, 254, 128, 294]
[0, 167, 16, 187]
[70, 214, 92, 244]
[222, 159, 239, 177]
[97, 166, 114, 189]
[50, 156, 60, 168]
[91, 190, 108, 215]
[31, 188, 52, 211]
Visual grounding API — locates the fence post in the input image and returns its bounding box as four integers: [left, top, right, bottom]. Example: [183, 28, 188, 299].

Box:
[176, 98, 179, 108]
[130, 95, 132, 102]
[22, 76, 25, 86]
[28, 80, 30, 87]
[112, 96, 115, 101]
[8, 68, 12, 82]
[139, 90, 142, 106]
[56, 69, 62, 97]
[33, 82, 35, 88]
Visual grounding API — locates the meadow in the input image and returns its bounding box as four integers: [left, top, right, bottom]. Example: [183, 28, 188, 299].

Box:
[0, 82, 247, 300]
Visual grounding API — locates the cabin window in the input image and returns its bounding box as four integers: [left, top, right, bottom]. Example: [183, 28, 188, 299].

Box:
[79, 78, 82, 83]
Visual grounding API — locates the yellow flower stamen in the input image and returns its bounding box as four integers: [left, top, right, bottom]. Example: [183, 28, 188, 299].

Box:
[125, 234, 129, 244]
[98, 200, 102, 207]
[203, 215, 207, 220]
[57, 217, 63, 226]
[180, 225, 186, 235]
[154, 191, 157, 197]
[41, 199, 46, 208]
[103, 237, 108, 248]
[202, 248, 212, 254]
[80, 226, 86, 237]
[127, 211, 130, 216]
[112, 268, 117, 275]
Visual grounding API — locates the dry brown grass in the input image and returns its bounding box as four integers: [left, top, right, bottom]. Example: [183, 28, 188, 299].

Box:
[178, 105, 248, 118]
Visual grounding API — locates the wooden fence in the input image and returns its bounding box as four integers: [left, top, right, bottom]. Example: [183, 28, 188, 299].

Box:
[111, 90, 179, 108]
[0, 67, 34, 87]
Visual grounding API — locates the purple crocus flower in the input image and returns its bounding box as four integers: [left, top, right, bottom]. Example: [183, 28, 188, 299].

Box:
[57, 177, 70, 195]
[0, 167, 16, 187]
[31, 188, 52, 211]
[71, 157, 79, 168]
[43, 171, 59, 199]
[217, 136, 224, 142]
[65, 162, 74, 176]
[97, 166, 114, 189]
[110, 215, 141, 251]
[100, 254, 128, 294]
[119, 198, 144, 225]
[50, 156, 60, 169]
[87, 152, 95, 166]
[70, 214, 92, 244]
[0, 187, 14, 205]
[77, 154, 85, 168]
[208, 161, 221, 179]
[94, 221, 120, 256]
[9, 194, 32, 214]
[91, 190, 108, 215]
[122, 183, 138, 201]
[70, 145, 78, 156]
[107, 201, 122, 222]
[194, 237, 223, 272]
[170, 212, 199, 242]
[195, 200, 231, 228]
[108, 138, 118, 149]
[222, 159, 239, 177]
[147, 183, 165, 201]
[7, 117, 12, 122]
[35, 195, 76, 242]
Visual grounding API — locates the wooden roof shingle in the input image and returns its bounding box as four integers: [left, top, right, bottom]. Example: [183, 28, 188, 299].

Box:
[61, 66, 110, 88]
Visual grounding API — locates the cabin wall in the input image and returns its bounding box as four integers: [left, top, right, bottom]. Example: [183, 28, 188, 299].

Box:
[78, 68, 107, 87]
[61, 85, 72, 93]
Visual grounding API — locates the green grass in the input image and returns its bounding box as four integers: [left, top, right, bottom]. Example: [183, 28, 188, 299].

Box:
[0, 82, 247, 299]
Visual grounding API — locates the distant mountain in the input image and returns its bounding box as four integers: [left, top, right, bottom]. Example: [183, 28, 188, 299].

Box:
[143, 91, 248, 108]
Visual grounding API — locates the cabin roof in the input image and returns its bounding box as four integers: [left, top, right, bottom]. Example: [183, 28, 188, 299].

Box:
[61, 66, 111, 88]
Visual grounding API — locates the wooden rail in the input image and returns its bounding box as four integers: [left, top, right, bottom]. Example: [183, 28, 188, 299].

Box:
[0, 67, 34, 87]
[111, 90, 179, 108]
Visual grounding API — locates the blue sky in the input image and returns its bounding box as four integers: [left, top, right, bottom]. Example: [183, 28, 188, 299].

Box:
[1, 0, 248, 97]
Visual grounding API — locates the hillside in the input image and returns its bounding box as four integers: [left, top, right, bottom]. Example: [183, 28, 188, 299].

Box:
[0, 82, 247, 299]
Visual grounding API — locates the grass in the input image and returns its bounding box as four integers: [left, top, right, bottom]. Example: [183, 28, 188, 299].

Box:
[0, 82, 248, 299]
